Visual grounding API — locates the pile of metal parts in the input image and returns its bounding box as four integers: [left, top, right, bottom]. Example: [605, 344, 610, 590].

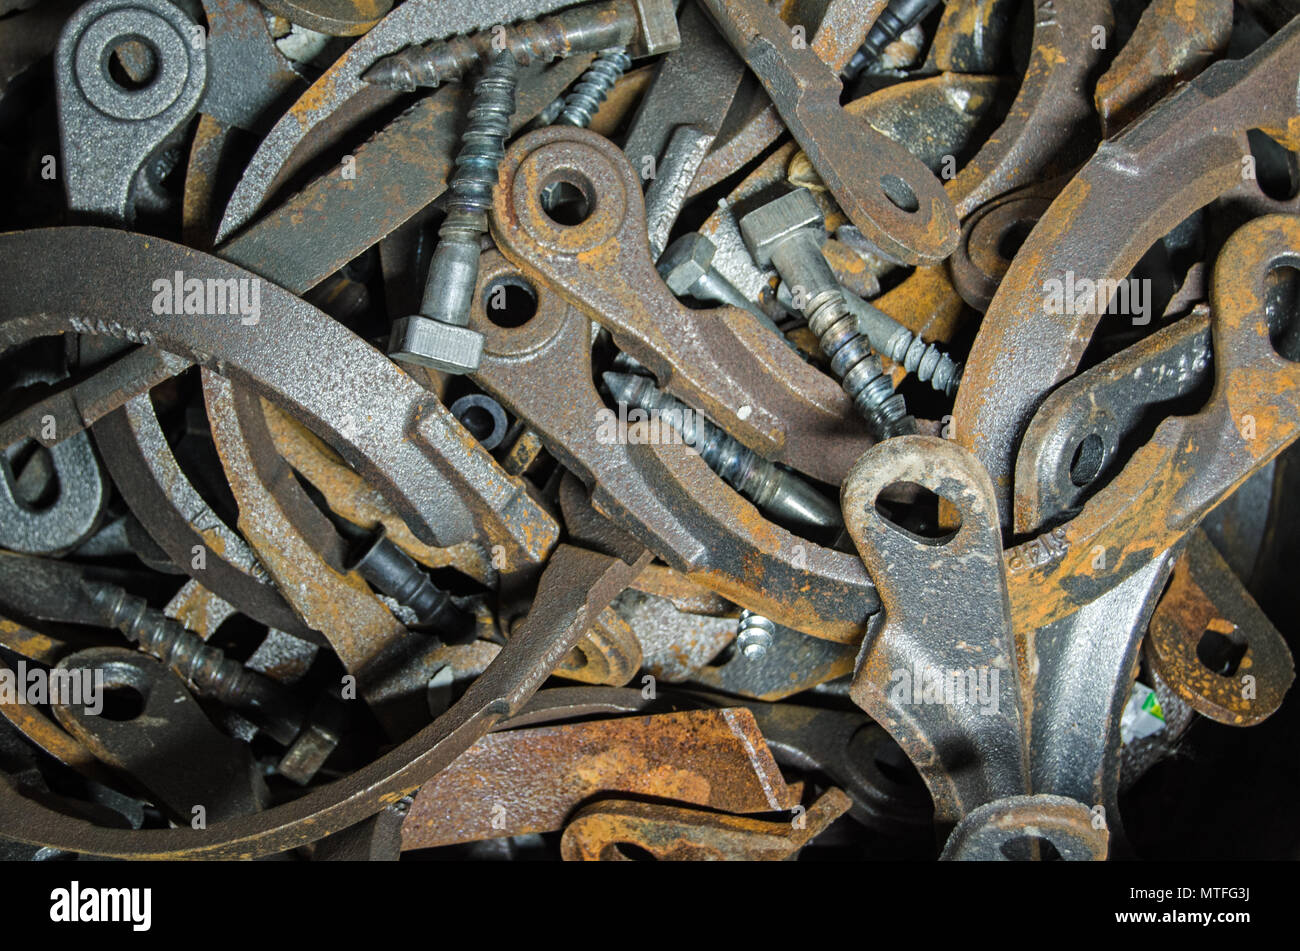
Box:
[0, 0, 1298, 862]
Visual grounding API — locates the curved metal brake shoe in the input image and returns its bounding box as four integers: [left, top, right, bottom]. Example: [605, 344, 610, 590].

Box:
[0, 545, 650, 858]
[0, 227, 559, 577]
[954, 16, 1300, 520]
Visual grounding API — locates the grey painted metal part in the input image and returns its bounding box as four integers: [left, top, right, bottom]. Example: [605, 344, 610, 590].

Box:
[55, 0, 207, 222]
[0, 431, 106, 555]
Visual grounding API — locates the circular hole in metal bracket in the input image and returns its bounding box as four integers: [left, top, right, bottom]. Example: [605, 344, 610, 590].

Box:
[1196, 624, 1248, 677]
[611, 842, 657, 861]
[540, 175, 594, 226]
[996, 218, 1034, 261]
[999, 835, 1064, 861]
[103, 34, 158, 91]
[873, 481, 961, 544]
[483, 274, 538, 328]
[98, 684, 147, 721]
[4, 438, 60, 510]
[1068, 433, 1105, 487]
[74, 6, 194, 121]
[880, 174, 919, 214]
[90, 659, 155, 721]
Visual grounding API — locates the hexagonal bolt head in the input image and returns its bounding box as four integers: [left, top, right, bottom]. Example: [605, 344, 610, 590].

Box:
[739, 188, 826, 267]
[657, 232, 716, 296]
[389, 315, 485, 375]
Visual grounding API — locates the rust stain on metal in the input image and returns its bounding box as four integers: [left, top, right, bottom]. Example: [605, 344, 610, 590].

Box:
[400, 707, 802, 849]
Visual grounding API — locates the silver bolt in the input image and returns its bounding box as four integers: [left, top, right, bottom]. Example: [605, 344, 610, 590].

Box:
[740, 189, 915, 439]
[361, 0, 678, 92]
[602, 371, 841, 531]
[389, 52, 517, 374]
[776, 280, 962, 397]
[657, 232, 787, 338]
[736, 611, 775, 659]
[555, 47, 632, 127]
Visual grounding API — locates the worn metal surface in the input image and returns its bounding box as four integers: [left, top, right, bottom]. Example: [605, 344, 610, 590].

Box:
[699, 0, 958, 265]
[55, 0, 207, 223]
[0, 228, 559, 573]
[1146, 529, 1294, 726]
[0, 546, 651, 857]
[258, 0, 393, 36]
[1094, 0, 1234, 137]
[3, 0, 1295, 866]
[467, 251, 878, 640]
[1014, 306, 1213, 534]
[215, 0, 587, 241]
[401, 707, 801, 849]
[1004, 215, 1300, 635]
[560, 788, 849, 860]
[842, 435, 1028, 827]
[492, 125, 871, 486]
[954, 20, 1300, 518]
[51, 647, 267, 825]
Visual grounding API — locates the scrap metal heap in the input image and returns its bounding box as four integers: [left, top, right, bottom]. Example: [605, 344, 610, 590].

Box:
[0, 0, 1297, 861]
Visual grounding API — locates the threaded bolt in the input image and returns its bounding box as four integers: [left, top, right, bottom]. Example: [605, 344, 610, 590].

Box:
[891, 330, 961, 398]
[806, 293, 913, 437]
[777, 280, 962, 397]
[555, 46, 632, 127]
[389, 52, 517, 374]
[361, 0, 640, 92]
[736, 611, 774, 659]
[602, 371, 841, 531]
[85, 581, 303, 744]
[740, 189, 915, 440]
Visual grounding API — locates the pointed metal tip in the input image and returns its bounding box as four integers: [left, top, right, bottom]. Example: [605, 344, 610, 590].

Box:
[360, 57, 410, 91]
[601, 371, 636, 401]
[768, 471, 842, 531]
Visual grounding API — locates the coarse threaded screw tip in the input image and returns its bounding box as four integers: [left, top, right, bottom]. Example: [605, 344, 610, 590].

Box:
[806, 294, 915, 439]
[892, 332, 962, 398]
[361, 25, 542, 92]
[85, 582, 302, 742]
[556, 47, 632, 127]
[736, 610, 775, 659]
[601, 371, 840, 530]
[778, 280, 962, 397]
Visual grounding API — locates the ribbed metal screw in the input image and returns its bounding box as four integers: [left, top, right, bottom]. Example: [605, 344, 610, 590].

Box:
[85, 581, 303, 744]
[348, 527, 474, 641]
[843, 0, 940, 79]
[602, 370, 841, 531]
[362, 0, 642, 92]
[777, 280, 962, 397]
[556, 46, 632, 126]
[736, 610, 774, 659]
[389, 52, 517, 374]
[740, 189, 915, 440]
